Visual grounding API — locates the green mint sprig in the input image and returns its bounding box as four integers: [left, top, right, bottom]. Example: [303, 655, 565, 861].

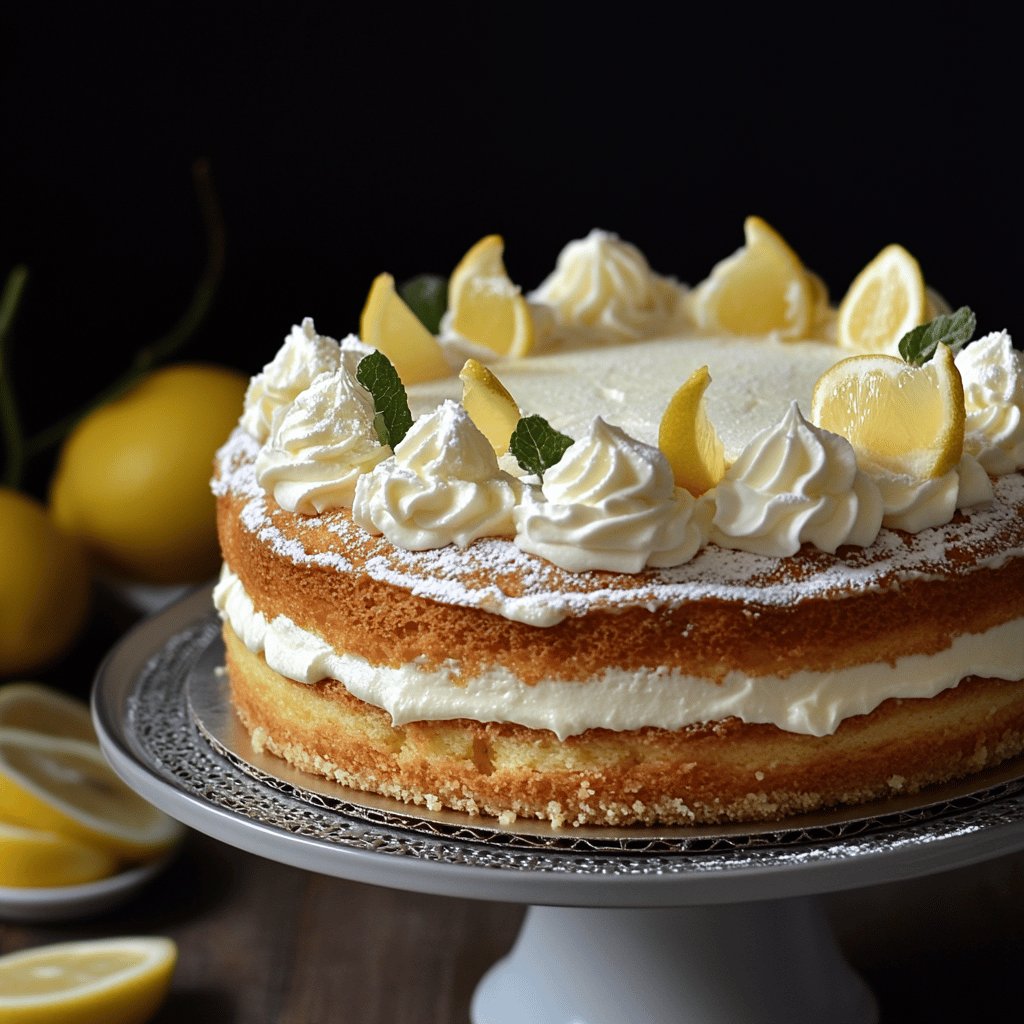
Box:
[898, 305, 976, 366]
[356, 350, 413, 448]
[509, 415, 573, 480]
[399, 274, 448, 335]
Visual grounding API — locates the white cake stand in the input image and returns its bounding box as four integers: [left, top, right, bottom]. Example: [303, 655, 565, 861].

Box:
[92, 586, 1024, 1024]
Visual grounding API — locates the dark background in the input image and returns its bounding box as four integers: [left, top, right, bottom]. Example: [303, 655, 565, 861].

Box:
[2, 4, 1021, 497]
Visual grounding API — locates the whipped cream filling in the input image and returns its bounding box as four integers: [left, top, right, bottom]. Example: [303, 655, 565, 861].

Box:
[215, 567, 1024, 739]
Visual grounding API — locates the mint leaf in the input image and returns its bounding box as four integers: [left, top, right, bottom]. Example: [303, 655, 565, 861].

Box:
[898, 306, 976, 366]
[399, 274, 448, 335]
[509, 415, 573, 479]
[356, 350, 413, 448]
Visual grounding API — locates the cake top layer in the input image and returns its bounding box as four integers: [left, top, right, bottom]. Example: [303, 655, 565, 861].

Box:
[213, 222, 1024, 622]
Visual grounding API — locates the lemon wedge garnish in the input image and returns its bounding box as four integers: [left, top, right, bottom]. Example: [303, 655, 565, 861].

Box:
[811, 343, 965, 479]
[447, 234, 534, 358]
[688, 215, 814, 339]
[658, 365, 727, 495]
[0, 821, 117, 888]
[0, 682, 96, 743]
[459, 358, 521, 454]
[0, 729, 183, 863]
[0, 936, 177, 1024]
[836, 243, 927, 354]
[359, 272, 451, 384]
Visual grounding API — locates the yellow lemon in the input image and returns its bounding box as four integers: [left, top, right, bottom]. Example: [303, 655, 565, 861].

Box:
[0, 682, 95, 742]
[688, 215, 815, 339]
[810, 343, 965, 479]
[0, 489, 91, 677]
[0, 936, 176, 1024]
[447, 235, 534, 357]
[0, 729, 183, 863]
[359, 272, 451, 383]
[0, 821, 117, 888]
[458, 358, 521, 454]
[49, 363, 247, 585]
[836, 244, 927, 354]
[658, 365, 727, 495]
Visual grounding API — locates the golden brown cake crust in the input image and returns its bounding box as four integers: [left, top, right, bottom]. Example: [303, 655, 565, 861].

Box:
[224, 625, 1024, 828]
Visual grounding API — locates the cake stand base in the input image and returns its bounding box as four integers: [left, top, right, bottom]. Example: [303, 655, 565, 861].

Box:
[472, 898, 876, 1024]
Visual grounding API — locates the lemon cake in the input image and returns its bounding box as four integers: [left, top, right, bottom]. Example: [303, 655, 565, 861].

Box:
[211, 222, 1024, 828]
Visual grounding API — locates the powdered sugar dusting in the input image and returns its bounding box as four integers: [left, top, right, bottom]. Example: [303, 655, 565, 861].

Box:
[214, 426, 1024, 626]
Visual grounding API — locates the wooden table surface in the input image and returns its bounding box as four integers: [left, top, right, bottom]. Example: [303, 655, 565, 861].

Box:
[3, 599, 1024, 1023]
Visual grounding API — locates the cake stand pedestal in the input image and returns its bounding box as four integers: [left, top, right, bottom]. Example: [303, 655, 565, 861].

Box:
[91, 587, 1024, 1024]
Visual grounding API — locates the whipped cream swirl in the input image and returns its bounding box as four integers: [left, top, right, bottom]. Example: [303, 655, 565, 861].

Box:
[867, 453, 994, 533]
[956, 330, 1024, 474]
[241, 318, 342, 442]
[513, 417, 709, 572]
[527, 229, 685, 345]
[254, 368, 389, 514]
[711, 403, 883, 556]
[353, 400, 520, 549]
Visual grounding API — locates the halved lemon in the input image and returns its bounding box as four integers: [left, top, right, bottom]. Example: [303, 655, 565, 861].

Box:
[0, 936, 176, 1024]
[0, 682, 96, 743]
[0, 729, 183, 863]
[810, 343, 965, 479]
[359, 272, 451, 384]
[687, 215, 814, 339]
[447, 234, 534, 357]
[658, 365, 727, 495]
[459, 358, 521, 454]
[836, 243, 927, 354]
[0, 821, 117, 888]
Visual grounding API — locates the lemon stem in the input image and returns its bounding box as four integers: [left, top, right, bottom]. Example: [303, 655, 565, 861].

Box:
[0, 265, 30, 488]
[22, 158, 226, 464]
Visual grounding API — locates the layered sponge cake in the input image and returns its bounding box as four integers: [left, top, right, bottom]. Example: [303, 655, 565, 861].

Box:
[211, 222, 1024, 828]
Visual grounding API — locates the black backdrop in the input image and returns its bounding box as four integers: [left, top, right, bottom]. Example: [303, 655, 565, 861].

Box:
[3, 4, 1021, 495]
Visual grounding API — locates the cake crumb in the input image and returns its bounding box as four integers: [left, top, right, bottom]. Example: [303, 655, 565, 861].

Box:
[754, 771, 765, 782]
[887, 775, 906, 791]
[424, 794, 442, 812]
[251, 727, 268, 754]
[497, 809, 517, 826]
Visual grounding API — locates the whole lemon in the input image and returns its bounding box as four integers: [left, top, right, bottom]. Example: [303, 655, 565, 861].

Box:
[0, 488, 91, 676]
[49, 363, 247, 585]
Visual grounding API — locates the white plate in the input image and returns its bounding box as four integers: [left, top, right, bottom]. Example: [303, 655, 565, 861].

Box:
[0, 852, 177, 923]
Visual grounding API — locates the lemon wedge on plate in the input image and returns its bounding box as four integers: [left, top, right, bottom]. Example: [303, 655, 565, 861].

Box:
[658, 365, 727, 496]
[687, 215, 815, 339]
[447, 235, 534, 358]
[0, 682, 96, 742]
[359, 272, 451, 384]
[836, 243, 927, 354]
[0, 730, 183, 863]
[811, 343, 965, 479]
[459, 358, 521, 454]
[0, 936, 176, 1024]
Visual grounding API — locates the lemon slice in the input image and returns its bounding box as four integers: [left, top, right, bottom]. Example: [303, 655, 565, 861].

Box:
[688, 215, 814, 339]
[459, 358, 521, 454]
[0, 821, 117, 888]
[810, 343, 965, 479]
[0, 936, 176, 1024]
[0, 730, 183, 863]
[836, 244, 927, 354]
[359, 272, 451, 384]
[447, 235, 534, 357]
[0, 682, 96, 743]
[658, 365, 727, 495]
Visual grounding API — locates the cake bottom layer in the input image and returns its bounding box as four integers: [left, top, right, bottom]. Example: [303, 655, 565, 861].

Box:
[222, 625, 1024, 828]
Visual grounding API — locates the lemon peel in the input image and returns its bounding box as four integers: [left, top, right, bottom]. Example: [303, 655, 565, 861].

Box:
[0, 682, 96, 743]
[447, 234, 534, 357]
[0, 729, 183, 863]
[836, 244, 927, 354]
[810, 343, 965, 479]
[658, 365, 727, 496]
[359, 272, 451, 384]
[0, 936, 177, 1024]
[687, 216, 815, 340]
[459, 358, 521, 454]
